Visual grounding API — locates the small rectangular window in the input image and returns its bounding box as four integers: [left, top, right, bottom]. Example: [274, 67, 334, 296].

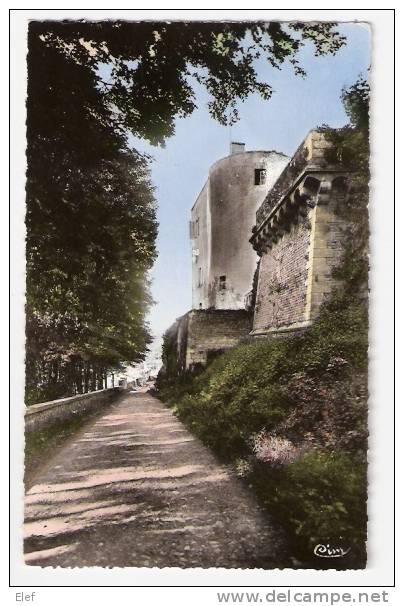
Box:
[190, 219, 200, 238]
[198, 267, 203, 287]
[254, 168, 266, 185]
[219, 275, 226, 290]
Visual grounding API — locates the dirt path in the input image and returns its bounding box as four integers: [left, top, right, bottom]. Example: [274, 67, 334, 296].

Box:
[24, 391, 287, 568]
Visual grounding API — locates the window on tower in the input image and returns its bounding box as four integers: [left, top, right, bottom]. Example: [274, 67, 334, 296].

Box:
[189, 218, 200, 238]
[254, 168, 267, 185]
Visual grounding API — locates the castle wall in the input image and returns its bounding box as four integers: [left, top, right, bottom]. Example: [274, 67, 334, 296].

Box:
[160, 310, 251, 377]
[253, 215, 310, 332]
[305, 187, 348, 319]
[251, 131, 350, 336]
[185, 310, 251, 368]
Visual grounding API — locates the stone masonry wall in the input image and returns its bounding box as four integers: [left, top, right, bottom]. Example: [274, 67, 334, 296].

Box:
[185, 310, 251, 368]
[253, 215, 311, 333]
[160, 310, 251, 377]
[307, 188, 348, 318]
[252, 173, 349, 335]
[25, 388, 120, 433]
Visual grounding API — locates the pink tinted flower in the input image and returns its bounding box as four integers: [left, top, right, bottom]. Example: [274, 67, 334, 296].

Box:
[252, 431, 299, 467]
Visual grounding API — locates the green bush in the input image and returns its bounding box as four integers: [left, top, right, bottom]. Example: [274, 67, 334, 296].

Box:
[250, 451, 367, 566]
[159, 294, 368, 460]
[167, 339, 293, 459]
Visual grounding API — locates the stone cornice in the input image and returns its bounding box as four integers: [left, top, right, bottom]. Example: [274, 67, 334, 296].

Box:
[250, 166, 351, 255]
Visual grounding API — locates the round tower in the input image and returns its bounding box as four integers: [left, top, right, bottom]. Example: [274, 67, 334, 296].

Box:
[191, 145, 289, 310]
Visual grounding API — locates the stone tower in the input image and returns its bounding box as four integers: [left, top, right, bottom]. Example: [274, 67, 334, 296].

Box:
[190, 143, 289, 310]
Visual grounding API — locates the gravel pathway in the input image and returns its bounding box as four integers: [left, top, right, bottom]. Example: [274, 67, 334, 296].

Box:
[24, 391, 287, 568]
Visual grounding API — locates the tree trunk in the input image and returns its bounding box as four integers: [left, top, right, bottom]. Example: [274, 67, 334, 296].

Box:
[84, 362, 89, 393]
[96, 367, 102, 391]
[90, 364, 97, 391]
[75, 361, 83, 394]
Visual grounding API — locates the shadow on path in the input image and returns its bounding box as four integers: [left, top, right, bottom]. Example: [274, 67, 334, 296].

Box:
[24, 392, 287, 568]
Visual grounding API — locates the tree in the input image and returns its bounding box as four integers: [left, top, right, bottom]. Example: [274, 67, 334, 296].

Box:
[26, 30, 158, 402]
[341, 75, 370, 131]
[31, 20, 346, 145]
[321, 75, 370, 298]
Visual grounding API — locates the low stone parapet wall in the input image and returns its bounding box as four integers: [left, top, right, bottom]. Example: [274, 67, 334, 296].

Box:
[25, 388, 121, 433]
[186, 309, 252, 368]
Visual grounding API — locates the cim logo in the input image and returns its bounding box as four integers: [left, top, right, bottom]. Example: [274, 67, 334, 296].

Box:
[313, 543, 351, 558]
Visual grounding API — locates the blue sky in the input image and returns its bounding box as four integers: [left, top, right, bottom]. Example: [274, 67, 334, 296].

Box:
[128, 22, 371, 337]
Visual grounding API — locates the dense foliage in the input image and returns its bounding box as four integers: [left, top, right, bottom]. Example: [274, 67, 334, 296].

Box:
[157, 77, 369, 567]
[26, 20, 346, 404]
[26, 28, 158, 403]
[33, 21, 346, 144]
[159, 290, 368, 449]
